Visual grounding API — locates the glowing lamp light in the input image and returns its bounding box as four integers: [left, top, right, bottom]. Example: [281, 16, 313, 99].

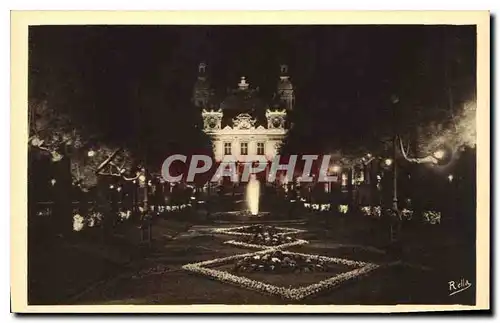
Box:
[138, 174, 146, 183]
[109, 184, 114, 189]
[50, 179, 56, 186]
[433, 149, 446, 160]
[448, 174, 454, 182]
[116, 186, 122, 192]
[31, 137, 42, 147]
[330, 165, 341, 173]
[87, 150, 95, 157]
[51, 151, 63, 162]
[384, 158, 393, 166]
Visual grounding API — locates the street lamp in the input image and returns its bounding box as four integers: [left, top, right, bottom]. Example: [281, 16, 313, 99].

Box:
[384, 158, 393, 167]
[389, 94, 401, 246]
[431, 146, 453, 166]
[433, 149, 446, 160]
[87, 149, 95, 157]
[448, 174, 454, 182]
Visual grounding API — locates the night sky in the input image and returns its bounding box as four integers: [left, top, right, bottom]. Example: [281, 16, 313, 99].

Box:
[28, 25, 476, 166]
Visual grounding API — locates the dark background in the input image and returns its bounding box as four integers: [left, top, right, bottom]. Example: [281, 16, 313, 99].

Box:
[28, 25, 476, 166]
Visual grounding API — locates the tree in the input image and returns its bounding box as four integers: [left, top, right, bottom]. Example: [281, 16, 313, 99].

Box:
[29, 99, 140, 189]
[28, 100, 84, 162]
[28, 98, 143, 236]
[399, 100, 476, 165]
[71, 145, 138, 190]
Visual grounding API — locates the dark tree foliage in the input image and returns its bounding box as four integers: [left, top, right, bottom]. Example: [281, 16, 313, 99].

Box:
[279, 25, 476, 163]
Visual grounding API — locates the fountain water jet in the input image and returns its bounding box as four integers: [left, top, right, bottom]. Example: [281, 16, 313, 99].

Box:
[246, 174, 260, 215]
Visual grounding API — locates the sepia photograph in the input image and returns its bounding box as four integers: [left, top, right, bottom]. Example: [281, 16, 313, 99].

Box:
[10, 11, 490, 313]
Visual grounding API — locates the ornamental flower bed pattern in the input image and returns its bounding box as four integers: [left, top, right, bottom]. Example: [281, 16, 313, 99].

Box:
[182, 249, 380, 301]
[224, 236, 309, 250]
[231, 249, 348, 274]
[211, 224, 306, 237]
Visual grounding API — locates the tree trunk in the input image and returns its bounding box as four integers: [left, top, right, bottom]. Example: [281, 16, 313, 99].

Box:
[347, 168, 354, 211]
[95, 181, 111, 242]
[52, 157, 73, 236]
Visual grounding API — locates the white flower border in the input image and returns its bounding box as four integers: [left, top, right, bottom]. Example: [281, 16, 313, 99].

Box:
[182, 249, 380, 301]
[224, 238, 309, 250]
[211, 225, 306, 237]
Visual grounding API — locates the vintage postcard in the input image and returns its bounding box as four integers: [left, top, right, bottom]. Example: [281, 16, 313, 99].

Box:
[11, 11, 490, 313]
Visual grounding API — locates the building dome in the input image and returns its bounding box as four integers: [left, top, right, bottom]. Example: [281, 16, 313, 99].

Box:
[194, 62, 210, 90]
[220, 90, 267, 111]
[277, 64, 293, 90]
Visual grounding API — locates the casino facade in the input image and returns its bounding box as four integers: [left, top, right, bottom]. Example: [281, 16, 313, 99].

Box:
[193, 63, 294, 183]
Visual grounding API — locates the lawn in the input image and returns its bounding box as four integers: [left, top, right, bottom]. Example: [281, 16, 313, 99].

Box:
[39, 210, 475, 306]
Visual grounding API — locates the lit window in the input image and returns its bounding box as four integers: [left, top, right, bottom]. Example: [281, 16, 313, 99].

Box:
[257, 142, 265, 155]
[224, 142, 232, 155]
[240, 142, 248, 155]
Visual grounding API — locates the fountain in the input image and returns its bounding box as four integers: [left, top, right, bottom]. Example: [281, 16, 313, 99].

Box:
[211, 174, 303, 224]
[246, 174, 260, 216]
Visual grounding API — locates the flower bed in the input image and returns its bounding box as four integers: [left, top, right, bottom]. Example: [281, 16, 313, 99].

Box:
[211, 224, 306, 237]
[224, 236, 309, 250]
[230, 249, 355, 274]
[338, 204, 349, 214]
[423, 210, 441, 224]
[304, 203, 331, 211]
[182, 249, 379, 301]
[360, 206, 382, 217]
[360, 206, 438, 223]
